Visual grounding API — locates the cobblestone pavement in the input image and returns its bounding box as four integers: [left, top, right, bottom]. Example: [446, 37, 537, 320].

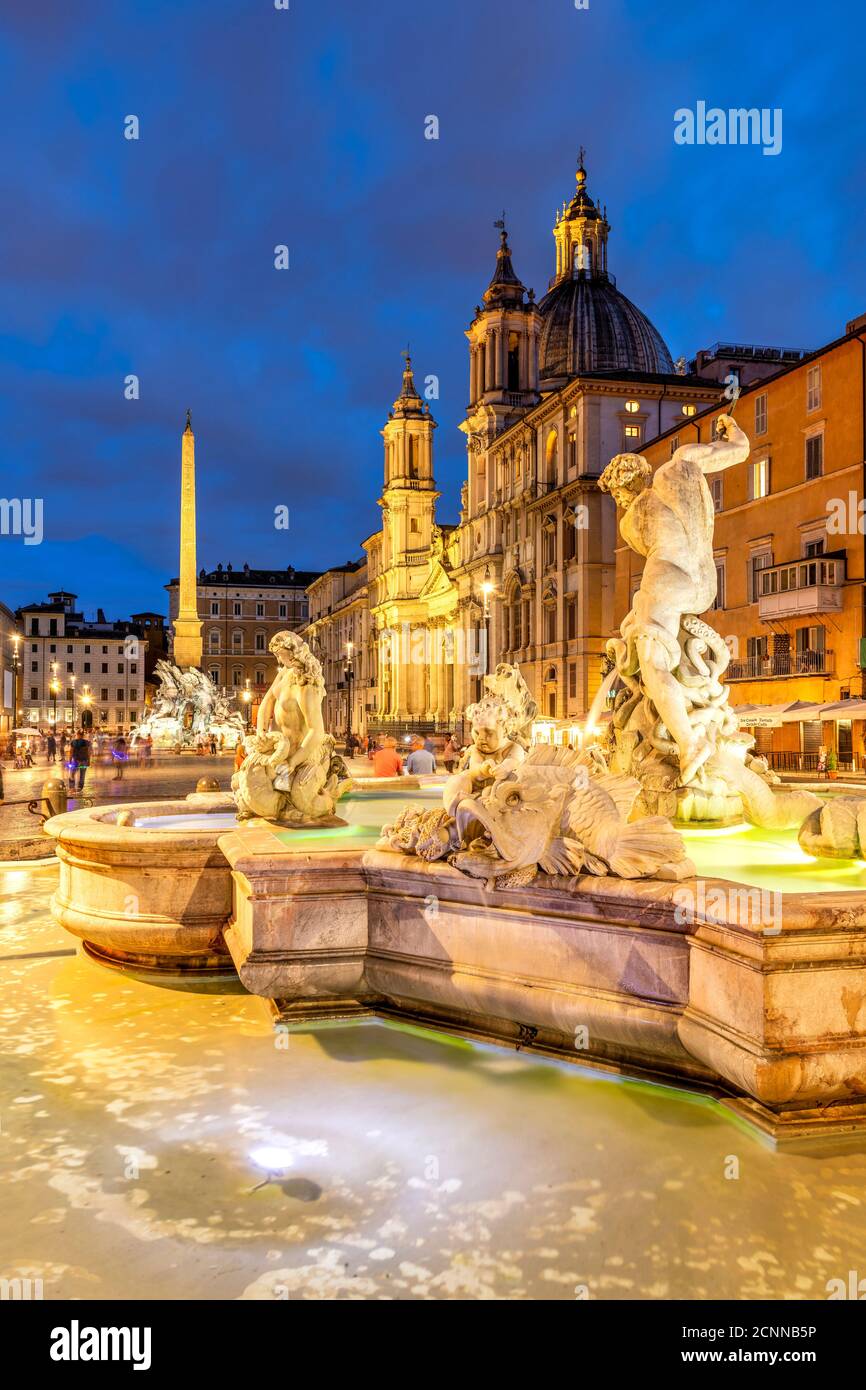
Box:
[0, 753, 408, 853]
[0, 753, 236, 852]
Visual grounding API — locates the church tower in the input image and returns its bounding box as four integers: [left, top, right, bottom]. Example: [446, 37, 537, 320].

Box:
[172, 411, 203, 670]
[379, 352, 439, 575]
[460, 220, 541, 515]
[465, 220, 541, 413]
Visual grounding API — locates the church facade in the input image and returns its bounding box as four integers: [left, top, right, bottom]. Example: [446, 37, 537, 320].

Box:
[308, 159, 722, 735]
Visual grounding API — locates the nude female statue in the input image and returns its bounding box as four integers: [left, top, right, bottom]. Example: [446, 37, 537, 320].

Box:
[232, 630, 345, 823]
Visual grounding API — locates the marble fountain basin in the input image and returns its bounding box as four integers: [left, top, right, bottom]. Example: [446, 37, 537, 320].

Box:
[43, 785, 443, 975]
[45, 788, 866, 1146]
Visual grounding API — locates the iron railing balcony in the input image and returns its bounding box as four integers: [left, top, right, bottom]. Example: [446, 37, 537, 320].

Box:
[728, 649, 834, 680]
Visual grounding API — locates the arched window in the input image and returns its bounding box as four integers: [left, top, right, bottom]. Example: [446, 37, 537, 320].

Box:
[254, 668, 265, 686]
[408, 434, 417, 478]
[545, 429, 558, 488]
[508, 588, 522, 652]
[208, 630, 219, 653]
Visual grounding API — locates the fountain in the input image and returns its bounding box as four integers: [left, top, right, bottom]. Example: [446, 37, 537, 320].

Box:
[44, 434, 866, 1147]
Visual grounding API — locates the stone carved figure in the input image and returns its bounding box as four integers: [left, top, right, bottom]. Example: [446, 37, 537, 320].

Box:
[599, 416, 820, 828]
[377, 744, 694, 889]
[232, 630, 348, 825]
[132, 660, 245, 750]
[443, 662, 536, 815]
[798, 798, 866, 861]
[377, 663, 694, 886]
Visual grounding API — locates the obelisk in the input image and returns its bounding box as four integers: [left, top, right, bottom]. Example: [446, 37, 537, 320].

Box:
[172, 410, 203, 669]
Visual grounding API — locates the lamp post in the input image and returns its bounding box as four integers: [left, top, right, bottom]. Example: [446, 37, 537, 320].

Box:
[50, 677, 59, 728]
[81, 686, 92, 731]
[11, 633, 20, 734]
[242, 679, 252, 728]
[70, 673, 76, 730]
[481, 566, 494, 678]
[344, 641, 355, 747]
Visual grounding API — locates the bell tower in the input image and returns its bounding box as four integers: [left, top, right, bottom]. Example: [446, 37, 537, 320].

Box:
[466, 218, 541, 412]
[380, 351, 438, 573]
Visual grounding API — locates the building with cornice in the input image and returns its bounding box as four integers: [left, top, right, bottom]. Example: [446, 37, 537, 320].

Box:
[310, 158, 728, 735]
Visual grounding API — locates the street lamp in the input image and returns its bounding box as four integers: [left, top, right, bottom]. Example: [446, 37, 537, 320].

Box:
[81, 686, 92, 731]
[50, 677, 60, 727]
[344, 641, 354, 747]
[70, 673, 76, 730]
[241, 679, 252, 728]
[10, 634, 20, 734]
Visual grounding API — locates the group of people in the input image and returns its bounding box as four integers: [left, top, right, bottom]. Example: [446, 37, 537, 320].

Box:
[2, 729, 149, 789]
[346, 731, 465, 778]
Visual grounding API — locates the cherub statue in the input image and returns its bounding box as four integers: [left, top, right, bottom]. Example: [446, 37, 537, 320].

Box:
[443, 662, 537, 815]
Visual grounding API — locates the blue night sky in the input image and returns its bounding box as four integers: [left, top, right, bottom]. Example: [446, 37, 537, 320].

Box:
[0, 0, 863, 618]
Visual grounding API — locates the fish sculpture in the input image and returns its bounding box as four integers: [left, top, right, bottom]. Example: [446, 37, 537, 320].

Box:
[377, 744, 695, 888]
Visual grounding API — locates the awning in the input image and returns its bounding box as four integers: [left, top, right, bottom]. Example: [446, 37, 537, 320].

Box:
[814, 700, 866, 721]
[733, 700, 824, 727]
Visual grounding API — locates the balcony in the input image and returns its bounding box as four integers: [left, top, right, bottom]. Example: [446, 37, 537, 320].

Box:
[728, 649, 834, 681]
[757, 556, 844, 622]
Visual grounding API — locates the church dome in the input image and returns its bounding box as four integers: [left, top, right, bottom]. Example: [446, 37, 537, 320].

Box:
[538, 154, 674, 382]
[537, 272, 674, 380]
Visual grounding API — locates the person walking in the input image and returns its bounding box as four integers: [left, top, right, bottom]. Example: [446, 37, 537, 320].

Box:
[112, 733, 127, 780]
[405, 734, 436, 776]
[441, 734, 460, 774]
[69, 731, 91, 793]
[46, 732, 56, 764]
[372, 735, 403, 778]
[209, 734, 217, 756]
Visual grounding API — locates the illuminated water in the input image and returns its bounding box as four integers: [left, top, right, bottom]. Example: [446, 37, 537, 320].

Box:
[133, 786, 444, 848]
[130, 785, 861, 894]
[682, 822, 866, 895]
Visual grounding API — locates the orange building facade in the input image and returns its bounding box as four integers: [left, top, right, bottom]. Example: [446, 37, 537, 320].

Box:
[614, 320, 866, 771]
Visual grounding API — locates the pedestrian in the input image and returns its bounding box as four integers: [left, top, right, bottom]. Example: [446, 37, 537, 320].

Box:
[817, 745, 828, 779]
[234, 739, 246, 773]
[46, 732, 56, 764]
[112, 733, 127, 780]
[69, 731, 91, 793]
[423, 734, 436, 756]
[405, 734, 436, 776]
[442, 734, 460, 774]
[371, 735, 403, 778]
[209, 734, 217, 756]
